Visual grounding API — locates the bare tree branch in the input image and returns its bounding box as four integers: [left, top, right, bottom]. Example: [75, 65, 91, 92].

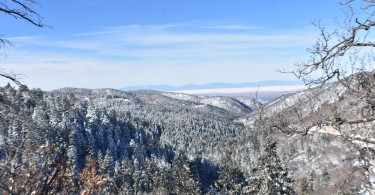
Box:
[0, 0, 43, 27]
[0, 0, 45, 88]
[290, 0, 375, 88]
[0, 71, 28, 89]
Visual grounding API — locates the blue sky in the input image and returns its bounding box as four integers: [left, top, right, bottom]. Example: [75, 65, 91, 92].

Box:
[0, 0, 347, 90]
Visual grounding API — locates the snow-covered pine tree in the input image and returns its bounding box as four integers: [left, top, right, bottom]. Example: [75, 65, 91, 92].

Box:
[178, 160, 201, 194]
[320, 167, 331, 187]
[214, 154, 247, 194]
[248, 139, 295, 195]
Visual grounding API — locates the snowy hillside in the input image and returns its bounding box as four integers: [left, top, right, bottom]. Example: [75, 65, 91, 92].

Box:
[240, 76, 375, 194]
[161, 92, 255, 116]
[1, 76, 374, 194]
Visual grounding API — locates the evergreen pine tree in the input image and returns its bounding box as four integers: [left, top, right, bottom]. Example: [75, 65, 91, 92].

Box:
[298, 177, 311, 195]
[170, 154, 201, 194]
[248, 139, 295, 195]
[309, 170, 316, 191]
[171, 155, 182, 194]
[120, 157, 135, 194]
[214, 154, 247, 194]
[320, 167, 331, 187]
[179, 161, 201, 194]
[103, 148, 115, 176]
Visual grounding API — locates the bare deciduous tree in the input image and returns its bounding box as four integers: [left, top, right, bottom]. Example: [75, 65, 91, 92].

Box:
[292, 0, 375, 87]
[0, 0, 45, 88]
[273, 1, 375, 192]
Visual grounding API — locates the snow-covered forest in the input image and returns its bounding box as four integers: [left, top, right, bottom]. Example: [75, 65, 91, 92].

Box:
[1, 0, 375, 194]
[1, 75, 375, 194]
[0, 84, 292, 194]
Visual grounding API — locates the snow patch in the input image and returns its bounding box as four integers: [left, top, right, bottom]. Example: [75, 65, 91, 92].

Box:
[308, 125, 342, 136]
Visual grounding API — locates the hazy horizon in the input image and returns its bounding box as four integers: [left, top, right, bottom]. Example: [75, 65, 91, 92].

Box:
[0, 1, 348, 90]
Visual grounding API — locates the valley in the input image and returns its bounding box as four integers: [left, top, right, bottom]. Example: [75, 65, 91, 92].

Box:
[0, 76, 374, 194]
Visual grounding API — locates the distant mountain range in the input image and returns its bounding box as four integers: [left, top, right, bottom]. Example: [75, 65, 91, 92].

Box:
[121, 80, 305, 91]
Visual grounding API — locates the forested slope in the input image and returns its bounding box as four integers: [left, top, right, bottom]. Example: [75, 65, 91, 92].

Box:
[0, 85, 256, 194]
[1, 77, 374, 194]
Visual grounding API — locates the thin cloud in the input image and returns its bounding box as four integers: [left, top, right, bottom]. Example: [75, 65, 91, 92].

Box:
[203, 25, 263, 30]
[1, 23, 317, 90]
[37, 24, 316, 57]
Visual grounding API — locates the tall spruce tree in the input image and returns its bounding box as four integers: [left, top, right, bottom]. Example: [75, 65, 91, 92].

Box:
[248, 139, 295, 195]
[214, 154, 248, 194]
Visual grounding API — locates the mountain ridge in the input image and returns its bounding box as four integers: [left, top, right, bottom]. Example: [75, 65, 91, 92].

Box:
[1, 75, 374, 194]
[121, 80, 304, 91]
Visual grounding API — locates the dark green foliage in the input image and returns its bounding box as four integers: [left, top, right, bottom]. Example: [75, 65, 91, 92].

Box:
[248, 139, 295, 195]
[171, 155, 202, 194]
[0, 87, 308, 194]
[309, 170, 316, 191]
[0, 86, 249, 194]
[214, 166, 247, 194]
[213, 154, 248, 194]
[320, 167, 331, 187]
[298, 177, 311, 195]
